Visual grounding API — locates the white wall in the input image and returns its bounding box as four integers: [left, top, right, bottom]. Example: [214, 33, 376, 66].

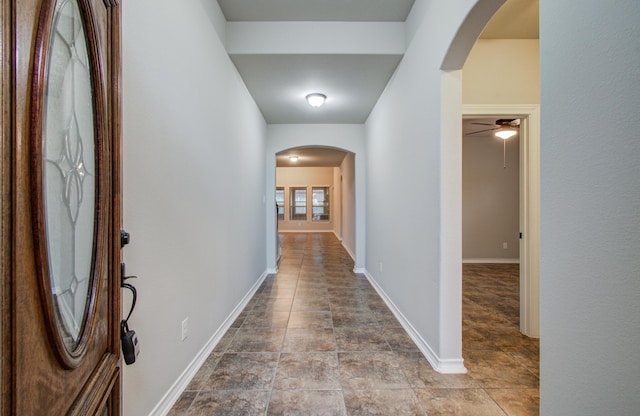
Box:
[540, 1, 640, 415]
[122, 1, 267, 415]
[266, 124, 366, 271]
[365, 0, 482, 372]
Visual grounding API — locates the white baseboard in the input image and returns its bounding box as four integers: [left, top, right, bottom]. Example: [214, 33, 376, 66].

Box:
[342, 243, 355, 263]
[463, 258, 520, 264]
[148, 270, 269, 416]
[363, 270, 467, 375]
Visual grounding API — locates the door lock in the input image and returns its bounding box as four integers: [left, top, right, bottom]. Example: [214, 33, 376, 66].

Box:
[120, 229, 131, 247]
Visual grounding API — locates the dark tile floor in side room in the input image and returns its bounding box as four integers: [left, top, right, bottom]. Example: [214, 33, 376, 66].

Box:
[169, 233, 539, 415]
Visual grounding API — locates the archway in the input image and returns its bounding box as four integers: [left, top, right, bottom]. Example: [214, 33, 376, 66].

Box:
[274, 146, 355, 262]
[265, 124, 366, 273]
[439, 0, 539, 364]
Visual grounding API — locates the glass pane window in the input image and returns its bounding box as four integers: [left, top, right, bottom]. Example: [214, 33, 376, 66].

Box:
[275, 187, 284, 221]
[312, 187, 330, 221]
[290, 187, 307, 221]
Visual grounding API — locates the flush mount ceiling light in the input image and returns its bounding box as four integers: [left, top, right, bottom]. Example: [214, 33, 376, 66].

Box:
[495, 128, 517, 140]
[289, 156, 299, 162]
[306, 93, 326, 108]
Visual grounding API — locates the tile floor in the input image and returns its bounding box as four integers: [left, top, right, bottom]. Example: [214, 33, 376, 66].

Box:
[169, 233, 539, 415]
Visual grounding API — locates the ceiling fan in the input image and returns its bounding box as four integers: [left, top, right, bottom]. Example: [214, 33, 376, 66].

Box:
[466, 118, 520, 138]
[466, 118, 521, 169]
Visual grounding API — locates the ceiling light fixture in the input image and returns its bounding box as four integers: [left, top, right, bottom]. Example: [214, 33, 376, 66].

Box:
[289, 156, 299, 162]
[306, 93, 326, 108]
[495, 128, 517, 140]
[494, 128, 517, 169]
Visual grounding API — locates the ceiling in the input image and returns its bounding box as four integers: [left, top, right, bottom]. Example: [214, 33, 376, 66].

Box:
[217, 0, 416, 22]
[276, 147, 349, 168]
[216, 0, 537, 165]
[479, 0, 539, 39]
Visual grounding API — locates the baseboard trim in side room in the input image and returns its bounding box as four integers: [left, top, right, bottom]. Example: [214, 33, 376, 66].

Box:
[148, 270, 269, 416]
[278, 229, 335, 233]
[363, 269, 467, 375]
[462, 258, 520, 264]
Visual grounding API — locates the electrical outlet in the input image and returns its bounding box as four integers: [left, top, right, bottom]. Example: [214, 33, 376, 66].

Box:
[181, 317, 189, 341]
[503, 242, 508, 249]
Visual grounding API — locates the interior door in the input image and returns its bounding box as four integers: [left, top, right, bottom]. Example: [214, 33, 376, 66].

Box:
[2, 0, 122, 414]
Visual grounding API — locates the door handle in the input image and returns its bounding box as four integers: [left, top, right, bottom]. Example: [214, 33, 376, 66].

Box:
[120, 230, 140, 364]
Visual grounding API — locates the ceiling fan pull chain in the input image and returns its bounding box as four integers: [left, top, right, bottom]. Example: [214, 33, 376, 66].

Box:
[503, 140, 507, 169]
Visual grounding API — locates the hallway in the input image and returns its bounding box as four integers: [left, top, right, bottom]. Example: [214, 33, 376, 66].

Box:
[169, 233, 538, 415]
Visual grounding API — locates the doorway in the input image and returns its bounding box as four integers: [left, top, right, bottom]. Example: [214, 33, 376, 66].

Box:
[463, 105, 540, 338]
[265, 124, 366, 274]
[2, 0, 123, 414]
[274, 146, 356, 264]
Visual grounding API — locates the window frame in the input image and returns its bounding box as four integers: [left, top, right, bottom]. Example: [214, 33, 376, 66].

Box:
[275, 187, 285, 221]
[311, 186, 330, 222]
[289, 187, 307, 221]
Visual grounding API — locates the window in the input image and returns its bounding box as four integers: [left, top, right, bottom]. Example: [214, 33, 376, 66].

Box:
[312, 187, 330, 221]
[290, 188, 307, 220]
[275, 187, 284, 221]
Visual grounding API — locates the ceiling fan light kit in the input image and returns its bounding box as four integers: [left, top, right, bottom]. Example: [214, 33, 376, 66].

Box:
[465, 118, 520, 169]
[466, 118, 520, 138]
[495, 128, 517, 140]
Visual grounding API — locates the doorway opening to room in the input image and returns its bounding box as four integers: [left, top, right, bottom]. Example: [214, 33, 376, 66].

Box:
[462, 106, 540, 339]
[273, 146, 357, 267]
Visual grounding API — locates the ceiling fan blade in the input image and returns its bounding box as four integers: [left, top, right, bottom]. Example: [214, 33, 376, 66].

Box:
[466, 127, 499, 135]
[471, 122, 496, 126]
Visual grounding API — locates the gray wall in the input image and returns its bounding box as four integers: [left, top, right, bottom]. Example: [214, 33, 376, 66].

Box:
[462, 135, 519, 260]
[340, 153, 357, 259]
[122, 1, 267, 414]
[540, 1, 640, 414]
[365, 0, 483, 367]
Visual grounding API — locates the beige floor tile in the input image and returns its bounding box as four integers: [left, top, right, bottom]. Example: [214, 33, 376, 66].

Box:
[414, 388, 507, 416]
[267, 390, 346, 416]
[343, 389, 426, 415]
[487, 388, 540, 416]
[273, 352, 342, 390]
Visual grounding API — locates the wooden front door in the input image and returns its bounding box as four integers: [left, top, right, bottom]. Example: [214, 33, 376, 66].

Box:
[2, 0, 122, 414]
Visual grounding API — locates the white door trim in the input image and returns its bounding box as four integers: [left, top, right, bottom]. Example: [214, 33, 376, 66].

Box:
[463, 104, 540, 338]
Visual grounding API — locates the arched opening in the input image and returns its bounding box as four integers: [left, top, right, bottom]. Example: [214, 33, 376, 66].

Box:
[439, 0, 539, 371]
[273, 146, 356, 265]
[265, 125, 366, 274]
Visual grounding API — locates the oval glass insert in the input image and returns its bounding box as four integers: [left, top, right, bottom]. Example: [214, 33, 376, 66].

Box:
[43, 0, 96, 351]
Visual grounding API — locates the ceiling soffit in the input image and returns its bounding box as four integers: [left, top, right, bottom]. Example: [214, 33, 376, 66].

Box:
[276, 147, 349, 168]
[217, 0, 417, 22]
[215, 0, 538, 125]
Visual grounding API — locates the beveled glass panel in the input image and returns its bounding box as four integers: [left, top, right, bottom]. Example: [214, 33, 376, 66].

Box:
[43, 0, 96, 351]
